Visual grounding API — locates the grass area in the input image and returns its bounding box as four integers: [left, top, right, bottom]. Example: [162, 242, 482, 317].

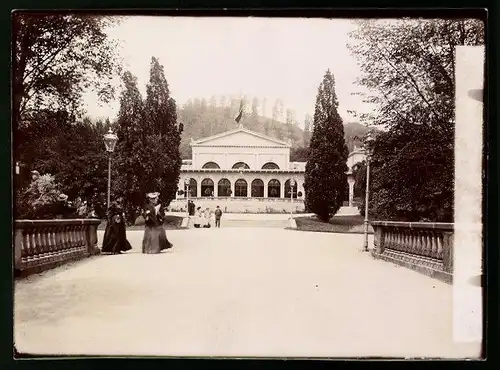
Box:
[294, 214, 374, 234]
[97, 215, 185, 231]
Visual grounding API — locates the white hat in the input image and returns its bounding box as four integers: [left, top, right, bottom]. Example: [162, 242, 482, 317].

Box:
[146, 192, 160, 199]
[58, 193, 68, 201]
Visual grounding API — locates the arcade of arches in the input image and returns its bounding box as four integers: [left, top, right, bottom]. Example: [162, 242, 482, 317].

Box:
[181, 176, 301, 199]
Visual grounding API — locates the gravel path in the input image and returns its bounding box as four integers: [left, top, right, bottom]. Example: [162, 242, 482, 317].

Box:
[14, 228, 480, 358]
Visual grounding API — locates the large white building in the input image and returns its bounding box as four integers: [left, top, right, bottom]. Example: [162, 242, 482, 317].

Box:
[169, 125, 365, 213]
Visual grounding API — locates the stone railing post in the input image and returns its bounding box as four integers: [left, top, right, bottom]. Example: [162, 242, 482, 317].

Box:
[442, 231, 454, 273]
[373, 225, 385, 254]
[14, 229, 23, 270]
[86, 221, 100, 255]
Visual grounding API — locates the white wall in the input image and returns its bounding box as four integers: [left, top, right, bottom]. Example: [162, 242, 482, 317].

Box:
[193, 146, 289, 170]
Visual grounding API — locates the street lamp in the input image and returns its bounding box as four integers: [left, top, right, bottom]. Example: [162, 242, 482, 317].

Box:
[289, 178, 296, 219]
[184, 177, 190, 216]
[103, 128, 118, 211]
[362, 132, 375, 252]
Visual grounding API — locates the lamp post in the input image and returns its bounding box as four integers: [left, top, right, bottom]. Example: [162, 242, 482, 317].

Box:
[184, 177, 190, 217]
[363, 133, 374, 252]
[290, 178, 296, 219]
[103, 128, 118, 211]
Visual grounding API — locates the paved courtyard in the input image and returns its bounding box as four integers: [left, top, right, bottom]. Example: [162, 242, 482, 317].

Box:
[14, 227, 480, 358]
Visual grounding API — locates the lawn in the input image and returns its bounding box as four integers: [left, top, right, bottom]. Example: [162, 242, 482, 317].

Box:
[294, 214, 374, 234]
[97, 215, 185, 230]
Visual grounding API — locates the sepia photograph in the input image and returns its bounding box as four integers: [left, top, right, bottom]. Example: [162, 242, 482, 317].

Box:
[12, 11, 486, 359]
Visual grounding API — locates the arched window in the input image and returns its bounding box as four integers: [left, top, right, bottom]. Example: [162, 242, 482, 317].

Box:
[268, 179, 281, 198]
[261, 162, 280, 170]
[232, 162, 250, 170]
[218, 178, 231, 197]
[251, 179, 264, 197]
[201, 178, 214, 197]
[184, 178, 197, 197]
[235, 179, 248, 197]
[285, 179, 298, 198]
[202, 161, 220, 169]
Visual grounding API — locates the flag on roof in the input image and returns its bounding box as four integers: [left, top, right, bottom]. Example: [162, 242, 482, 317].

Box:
[234, 99, 244, 123]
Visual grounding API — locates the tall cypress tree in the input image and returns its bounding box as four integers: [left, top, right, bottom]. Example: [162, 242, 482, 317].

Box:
[144, 56, 182, 206]
[113, 71, 146, 222]
[304, 70, 349, 222]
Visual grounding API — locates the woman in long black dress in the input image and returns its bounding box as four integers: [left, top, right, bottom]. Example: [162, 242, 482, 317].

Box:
[102, 200, 132, 254]
[142, 192, 173, 254]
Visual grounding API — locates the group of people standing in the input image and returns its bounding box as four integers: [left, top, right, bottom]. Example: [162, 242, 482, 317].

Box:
[190, 202, 223, 228]
[102, 192, 173, 255]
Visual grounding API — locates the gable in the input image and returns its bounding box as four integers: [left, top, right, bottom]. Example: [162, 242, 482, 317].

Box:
[192, 129, 289, 147]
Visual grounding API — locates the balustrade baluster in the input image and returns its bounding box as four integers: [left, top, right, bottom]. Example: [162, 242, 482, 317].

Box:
[26, 228, 35, 262]
[54, 225, 62, 254]
[430, 231, 438, 259]
[34, 228, 42, 260]
[72, 225, 77, 248]
[47, 226, 54, 260]
[436, 233, 444, 260]
[68, 226, 74, 249]
[423, 231, 431, 258]
[68, 225, 74, 249]
[22, 229, 30, 261]
[61, 226, 68, 252]
[78, 225, 85, 249]
[417, 231, 424, 257]
[397, 229, 404, 253]
[68, 225, 73, 248]
[39, 227, 47, 256]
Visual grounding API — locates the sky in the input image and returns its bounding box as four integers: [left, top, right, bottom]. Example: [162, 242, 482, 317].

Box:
[83, 16, 367, 128]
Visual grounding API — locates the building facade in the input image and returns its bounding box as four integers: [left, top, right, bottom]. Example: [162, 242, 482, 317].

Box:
[170, 126, 365, 213]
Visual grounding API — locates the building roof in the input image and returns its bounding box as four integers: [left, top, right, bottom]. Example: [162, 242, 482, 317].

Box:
[190, 126, 291, 148]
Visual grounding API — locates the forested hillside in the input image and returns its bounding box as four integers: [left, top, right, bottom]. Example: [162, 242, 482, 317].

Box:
[177, 97, 372, 162]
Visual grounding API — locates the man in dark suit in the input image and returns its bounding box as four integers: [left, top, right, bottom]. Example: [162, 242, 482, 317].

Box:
[214, 205, 223, 228]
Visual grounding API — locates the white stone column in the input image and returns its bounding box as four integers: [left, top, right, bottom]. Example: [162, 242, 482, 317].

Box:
[197, 177, 202, 198]
[280, 178, 285, 198]
[247, 176, 251, 197]
[348, 176, 355, 207]
[230, 179, 235, 197]
[213, 177, 218, 197]
[263, 180, 268, 198]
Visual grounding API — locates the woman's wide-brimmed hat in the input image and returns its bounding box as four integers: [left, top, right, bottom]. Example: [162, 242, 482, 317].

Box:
[146, 192, 160, 199]
[58, 193, 68, 201]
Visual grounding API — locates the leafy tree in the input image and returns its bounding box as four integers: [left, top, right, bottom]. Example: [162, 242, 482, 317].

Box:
[16, 114, 109, 208]
[144, 57, 183, 207]
[251, 97, 259, 116]
[348, 19, 484, 222]
[13, 13, 120, 129]
[290, 147, 309, 162]
[113, 71, 147, 221]
[261, 97, 267, 117]
[16, 174, 62, 219]
[114, 58, 182, 223]
[303, 113, 313, 146]
[304, 69, 349, 221]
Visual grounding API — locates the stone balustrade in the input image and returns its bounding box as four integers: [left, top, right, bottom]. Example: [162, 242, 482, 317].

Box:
[14, 219, 101, 276]
[371, 221, 454, 284]
[169, 196, 306, 213]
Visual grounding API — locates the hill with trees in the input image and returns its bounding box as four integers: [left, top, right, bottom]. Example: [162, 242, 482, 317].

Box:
[177, 96, 371, 162]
